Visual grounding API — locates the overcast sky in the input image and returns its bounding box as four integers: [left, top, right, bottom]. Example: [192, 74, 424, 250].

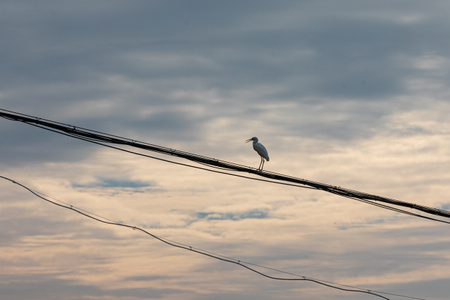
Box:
[1, 1, 450, 299]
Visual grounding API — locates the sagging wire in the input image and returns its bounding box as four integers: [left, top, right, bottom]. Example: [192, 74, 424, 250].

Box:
[28, 122, 317, 191]
[1, 175, 427, 300]
[24, 122, 450, 225]
[337, 194, 450, 225]
[1, 108, 450, 223]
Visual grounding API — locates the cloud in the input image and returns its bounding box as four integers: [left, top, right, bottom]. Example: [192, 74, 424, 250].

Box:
[1, 1, 450, 299]
[195, 209, 270, 222]
[0, 273, 186, 300]
[72, 177, 154, 189]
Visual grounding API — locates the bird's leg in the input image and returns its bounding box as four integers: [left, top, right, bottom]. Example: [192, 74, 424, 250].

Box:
[258, 157, 264, 171]
[260, 159, 265, 171]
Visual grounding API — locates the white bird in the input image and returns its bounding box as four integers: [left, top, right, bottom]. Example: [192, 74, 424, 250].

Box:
[246, 136, 269, 171]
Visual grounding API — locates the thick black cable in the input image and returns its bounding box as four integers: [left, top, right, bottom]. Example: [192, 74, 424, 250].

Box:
[28, 122, 317, 190]
[1, 175, 428, 300]
[22, 121, 450, 225]
[1, 108, 449, 222]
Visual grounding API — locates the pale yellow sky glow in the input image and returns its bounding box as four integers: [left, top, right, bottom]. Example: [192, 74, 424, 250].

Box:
[1, 1, 450, 300]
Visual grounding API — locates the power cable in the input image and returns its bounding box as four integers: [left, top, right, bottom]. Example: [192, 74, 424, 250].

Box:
[23, 120, 450, 225]
[0, 175, 427, 300]
[1, 108, 449, 224]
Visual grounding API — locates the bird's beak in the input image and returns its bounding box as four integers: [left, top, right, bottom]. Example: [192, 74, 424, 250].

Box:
[245, 138, 252, 143]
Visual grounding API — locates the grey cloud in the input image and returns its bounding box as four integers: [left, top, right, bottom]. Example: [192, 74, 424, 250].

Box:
[72, 177, 155, 190]
[195, 209, 270, 222]
[0, 274, 186, 300]
[1, 0, 449, 148]
[0, 210, 119, 245]
[390, 278, 449, 300]
[1, 2, 450, 299]
[0, 120, 98, 167]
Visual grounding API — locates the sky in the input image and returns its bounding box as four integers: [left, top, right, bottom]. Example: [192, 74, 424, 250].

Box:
[1, 0, 450, 299]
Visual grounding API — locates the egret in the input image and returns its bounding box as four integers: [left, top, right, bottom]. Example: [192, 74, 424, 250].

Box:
[246, 137, 269, 171]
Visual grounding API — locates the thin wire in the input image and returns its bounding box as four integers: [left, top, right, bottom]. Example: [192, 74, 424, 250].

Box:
[28, 122, 317, 190]
[0, 175, 426, 300]
[26, 122, 450, 225]
[339, 194, 450, 225]
[1, 108, 450, 222]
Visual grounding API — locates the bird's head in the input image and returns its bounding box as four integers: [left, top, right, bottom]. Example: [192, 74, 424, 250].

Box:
[245, 137, 258, 143]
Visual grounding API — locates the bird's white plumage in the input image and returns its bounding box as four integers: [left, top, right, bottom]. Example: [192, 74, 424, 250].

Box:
[252, 140, 269, 161]
[246, 136, 269, 171]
